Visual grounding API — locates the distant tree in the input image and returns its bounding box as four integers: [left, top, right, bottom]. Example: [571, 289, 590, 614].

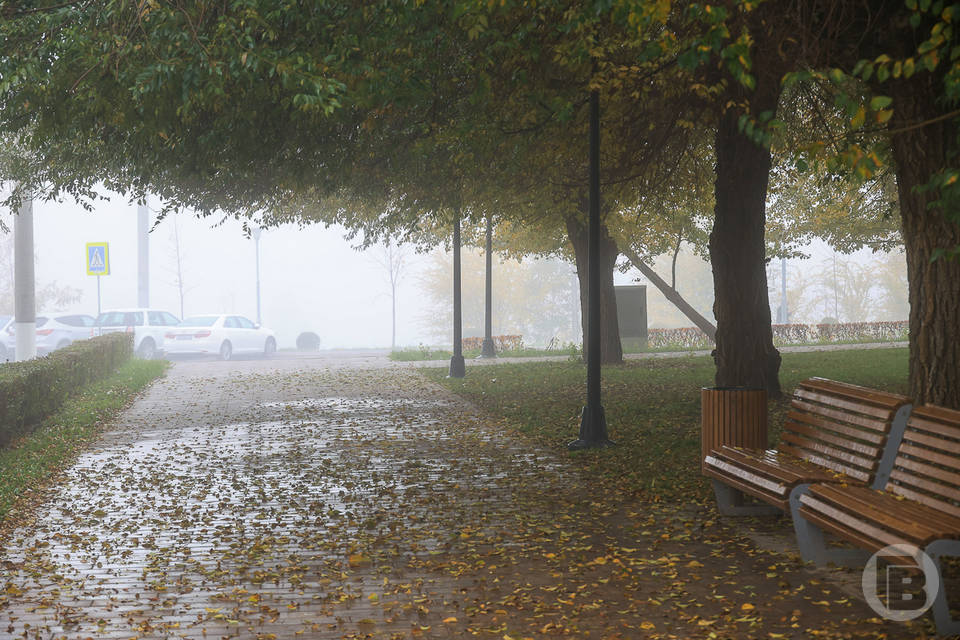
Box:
[165, 215, 192, 319]
[370, 240, 408, 351]
[0, 228, 81, 314]
[419, 249, 577, 347]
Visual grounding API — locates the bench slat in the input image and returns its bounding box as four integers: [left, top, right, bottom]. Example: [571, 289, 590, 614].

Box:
[893, 457, 960, 488]
[780, 433, 876, 473]
[794, 388, 893, 419]
[809, 485, 952, 540]
[787, 403, 888, 438]
[779, 445, 872, 481]
[703, 456, 788, 495]
[887, 483, 960, 520]
[896, 444, 960, 475]
[708, 448, 804, 485]
[783, 417, 883, 457]
[799, 493, 912, 546]
[912, 404, 960, 424]
[802, 377, 910, 409]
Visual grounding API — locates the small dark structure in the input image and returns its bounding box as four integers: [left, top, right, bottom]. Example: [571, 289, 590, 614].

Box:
[296, 332, 321, 351]
[614, 284, 648, 351]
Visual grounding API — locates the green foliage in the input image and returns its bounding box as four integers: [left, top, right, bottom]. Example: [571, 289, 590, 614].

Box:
[0, 333, 133, 447]
[0, 358, 166, 524]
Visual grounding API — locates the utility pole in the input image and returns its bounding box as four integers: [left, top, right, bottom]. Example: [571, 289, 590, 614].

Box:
[569, 62, 613, 450]
[14, 196, 36, 361]
[252, 226, 262, 325]
[480, 215, 496, 358]
[137, 202, 150, 307]
[449, 209, 466, 378]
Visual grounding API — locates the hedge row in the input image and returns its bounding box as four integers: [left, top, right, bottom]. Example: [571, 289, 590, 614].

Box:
[0, 333, 134, 447]
[647, 321, 909, 350]
[461, 335, 525, 352]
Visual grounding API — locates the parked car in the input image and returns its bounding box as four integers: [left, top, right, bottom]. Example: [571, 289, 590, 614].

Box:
[36, 312, 96, 355]
[95, 308, 180, 359]
[164, 314, 277, 360]
[0, 312, 97, 360]
[0, 315, 12, 361]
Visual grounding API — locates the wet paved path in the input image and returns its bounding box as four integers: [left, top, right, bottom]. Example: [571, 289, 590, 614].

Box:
[0, 358, 574, 639]
[0, 353, 928, 639]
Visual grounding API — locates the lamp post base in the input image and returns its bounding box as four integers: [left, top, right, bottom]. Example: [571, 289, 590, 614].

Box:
[480, 338, 497, 358]
[567, 406, 615, 450]
[448, 354, 466, 378]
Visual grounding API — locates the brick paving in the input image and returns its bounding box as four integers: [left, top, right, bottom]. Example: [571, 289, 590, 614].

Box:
[1, 358, 552, 639]
[0, 353, 931, 639]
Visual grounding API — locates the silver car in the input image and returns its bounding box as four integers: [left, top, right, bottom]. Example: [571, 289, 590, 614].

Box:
[0, 315, 12, 362]
[0, 312, 97, 359]
[35, 313, 97, 354]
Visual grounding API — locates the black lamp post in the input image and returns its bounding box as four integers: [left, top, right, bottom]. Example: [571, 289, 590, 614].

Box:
[568, 67, 614, 450]
[481, 215, 497, 358]
[449, 208, 466, 378]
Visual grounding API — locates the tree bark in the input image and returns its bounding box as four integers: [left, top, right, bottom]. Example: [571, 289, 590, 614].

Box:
[566, 215, 623, 364]
[888, 73, 960, 409]
[621, 246, 717, 339]
[709, 69, 782, 396]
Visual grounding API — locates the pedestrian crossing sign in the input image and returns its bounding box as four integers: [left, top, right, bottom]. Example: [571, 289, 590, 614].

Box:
[86, 242, 110, 276]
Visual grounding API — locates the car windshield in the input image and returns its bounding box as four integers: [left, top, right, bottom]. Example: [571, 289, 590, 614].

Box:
[179, 316, 219, 327]
[35, 317, 48, 328]
[0, 315, 10, 328]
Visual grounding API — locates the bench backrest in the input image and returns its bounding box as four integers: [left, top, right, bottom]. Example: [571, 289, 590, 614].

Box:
[884, 404, 960, 518]
[780, 377, 911, 486]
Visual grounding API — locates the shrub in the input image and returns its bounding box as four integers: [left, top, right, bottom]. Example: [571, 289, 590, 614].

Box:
[0, 333, 133, 447]
[461, 335, 524, 353]
[296, 331, 321, 351]
[646, 321, 909, 351]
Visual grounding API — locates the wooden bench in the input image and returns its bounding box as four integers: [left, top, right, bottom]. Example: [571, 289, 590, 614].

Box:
[703, 378, 912, 515]
[793, 404, 960, 635]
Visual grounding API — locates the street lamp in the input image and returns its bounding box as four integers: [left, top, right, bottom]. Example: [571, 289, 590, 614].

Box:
[252, 226, 262, 325]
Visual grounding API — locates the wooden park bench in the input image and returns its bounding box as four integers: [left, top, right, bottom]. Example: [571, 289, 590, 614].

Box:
[703, 378, 912, 515]
[793, 404, 960, 635]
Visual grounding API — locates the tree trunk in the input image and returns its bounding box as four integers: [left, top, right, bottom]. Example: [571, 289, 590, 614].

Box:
[621, 246, 717, 339]
[888, 73, 960, 409]
[566, 215, 623, 364]
[709, 73, 782, 396]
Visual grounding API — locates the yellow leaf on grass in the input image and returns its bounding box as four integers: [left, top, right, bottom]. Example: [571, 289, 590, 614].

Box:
[742, 603, 755, 611]
[443, 617, 458, 623]
[640, 621, 656, 630]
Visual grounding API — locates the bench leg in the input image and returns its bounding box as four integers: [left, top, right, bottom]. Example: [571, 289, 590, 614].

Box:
[789, 485, 871, 567]
[925, 540, 960, 636]
[712, 480, 782, 516]
[871, 403, 913, 490]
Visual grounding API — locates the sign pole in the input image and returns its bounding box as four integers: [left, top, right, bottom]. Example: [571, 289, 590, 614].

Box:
[97, 275, 101, 316]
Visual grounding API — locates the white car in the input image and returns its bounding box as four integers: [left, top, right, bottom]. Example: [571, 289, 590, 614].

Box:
[1, 312, 96, 359]
[0, 315, 12, 361]
[95, 308, 181, 359]
[164, 314, 277, 360]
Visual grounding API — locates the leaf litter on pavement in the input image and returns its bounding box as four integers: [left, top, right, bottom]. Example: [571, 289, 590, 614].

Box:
[0, 359, 935, 638]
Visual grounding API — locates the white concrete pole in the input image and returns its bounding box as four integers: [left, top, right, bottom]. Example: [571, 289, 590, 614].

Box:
[137, 202, 150, 307]
[14, 197, 36, 361]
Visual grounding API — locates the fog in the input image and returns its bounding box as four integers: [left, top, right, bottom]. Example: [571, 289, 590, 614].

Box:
[6, 193, 441, 350]
[1, 189, 907, 351]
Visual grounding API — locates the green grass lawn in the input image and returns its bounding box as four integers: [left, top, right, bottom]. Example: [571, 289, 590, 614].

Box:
[0, 358, 168, 526]
[425, 347, 909, 502]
